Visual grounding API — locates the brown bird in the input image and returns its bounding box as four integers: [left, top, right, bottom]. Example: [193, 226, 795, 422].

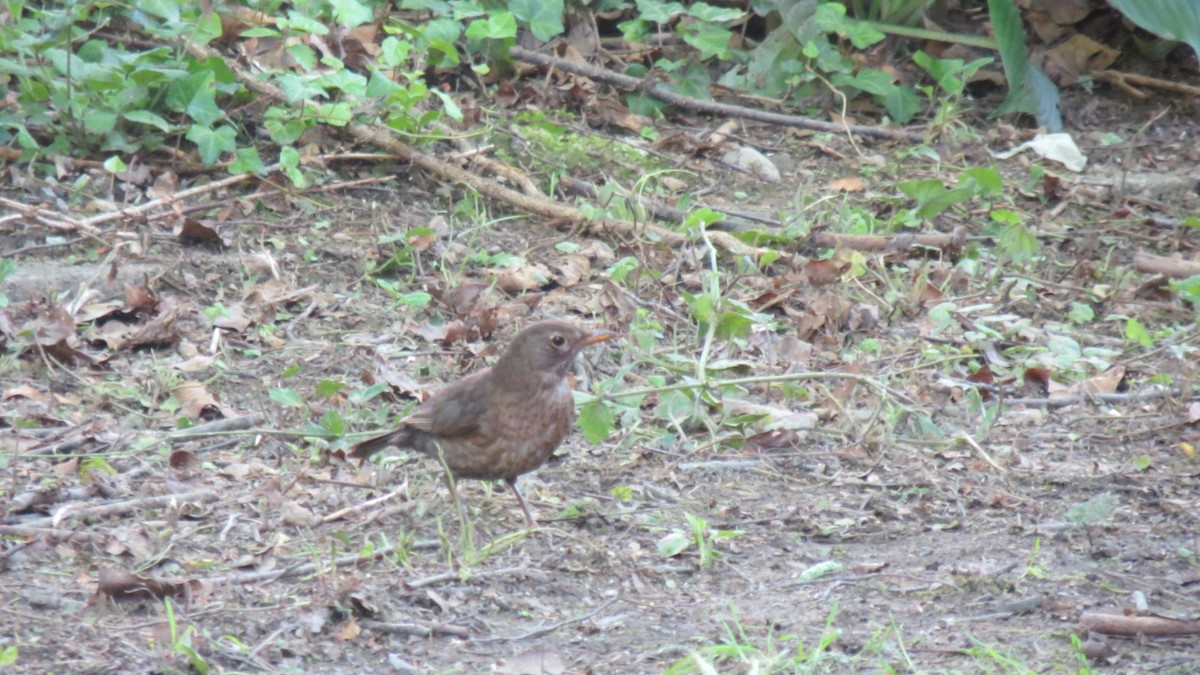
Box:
[349, 319, 616, 527]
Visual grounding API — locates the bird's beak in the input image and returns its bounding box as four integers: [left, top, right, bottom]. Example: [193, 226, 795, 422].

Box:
[580, 329, 618, 346]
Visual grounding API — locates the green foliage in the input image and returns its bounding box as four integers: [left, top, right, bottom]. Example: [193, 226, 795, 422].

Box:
[1108, 0, 1200, 64]
[0, 1, 452, 172]
[657, 511, 742, 569]
[897, 167, 1003, 220]
[988, 0, 1062, 130]
[577, 398, 615, 443]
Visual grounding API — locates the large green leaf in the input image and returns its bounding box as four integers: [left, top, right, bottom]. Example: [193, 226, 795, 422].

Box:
[1109, 0, 1200, 61]
[988, 0, 1061, 131]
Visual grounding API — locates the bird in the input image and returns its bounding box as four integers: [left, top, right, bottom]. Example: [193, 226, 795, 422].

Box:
[348, 319, 617, 527]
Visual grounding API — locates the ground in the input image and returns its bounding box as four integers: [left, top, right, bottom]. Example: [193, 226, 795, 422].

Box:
[2, 85, 1200, 675]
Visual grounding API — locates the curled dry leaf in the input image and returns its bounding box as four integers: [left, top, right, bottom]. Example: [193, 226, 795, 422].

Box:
[173, 381, 233, 420]
[212, 302, 253, 331]
[826, 176, 864, 192]
[97, 567, 204, 602]
[280, 500, 317, 527]
[552, 254, 591, 287]
[492, 263, 553, 294]
[177, 217, 230, 248]
[123, 283, 158, 314]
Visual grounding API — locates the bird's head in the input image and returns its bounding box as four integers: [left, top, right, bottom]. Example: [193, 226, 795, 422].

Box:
[496, 320, 617, 379]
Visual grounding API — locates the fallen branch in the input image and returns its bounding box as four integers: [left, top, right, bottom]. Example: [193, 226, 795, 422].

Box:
[509, 46, 922, 144]
[0, 525, 106, 542]
[1093, 70, 1200, 99]
[360, 618, 471, 639]
[1080, 608, 1200, 636]
[179, 40, 782, 263]
[406, 564, 534, 589]
[22, 489, 221, 528]
[205, 539, 441, 585]
[812, 228, 967, 252]
[478, 596, 621, 642]
[322, 487, 407, 524]
[1133, 250, 1200, 279]
[166, 413, 267, 440]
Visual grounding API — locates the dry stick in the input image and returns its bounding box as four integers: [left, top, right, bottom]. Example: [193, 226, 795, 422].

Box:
[509, 46, 922, 144]
[205, 539, 438, 585]
[955, 432, 1004, 473]
[811, 228, 968, 252]
[479, 596, 621, 643]
[605, 370, 919, 407]
[1092, 70, 1200, 99]
[21, 489, 221, 528]
[166, 413, 267, 440]
[0, 197, 91, 233]
[177, 40, 776, 263]
[999, 387, 1184, 409]
[558, 174, 766, 232]
[406, 564, 532, 590]
[1080, 609, 1200, 636]
[1132, 250, 1200, 279]
[360, 618, 471, 639]
[78, 169, 268, 230]
[0, 525, 107, 542]
[322, 487, 406, 524]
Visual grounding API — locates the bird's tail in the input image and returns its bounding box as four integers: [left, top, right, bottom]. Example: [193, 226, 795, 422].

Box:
[347, 428, 410, 461]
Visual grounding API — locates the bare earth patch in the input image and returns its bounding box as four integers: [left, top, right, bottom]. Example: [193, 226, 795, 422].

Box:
[3, 92, 1200, 674]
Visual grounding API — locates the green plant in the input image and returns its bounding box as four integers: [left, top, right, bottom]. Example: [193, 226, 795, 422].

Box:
[161, 598, 209, 674]
[664, 604, 854, 674]
[0, 644, 17, 666]
[657, 512, 742, 569]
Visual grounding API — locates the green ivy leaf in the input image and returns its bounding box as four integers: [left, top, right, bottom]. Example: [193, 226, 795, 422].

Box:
[228, 146, 265, 175]
[320, 409, 346, 437]
[510, 0, 564, 41]
[315, 380, 346, 398]
[657, 530, 691, 557]
[185, 124, 236, 166]
[1065, 493, 1116, 525]
[330, 0, 373, 27]
[124, 110, 173, 132]
[269, 388, 305, 408]
[578, 399, 614, 444]
[1125, 317, 1153, 347]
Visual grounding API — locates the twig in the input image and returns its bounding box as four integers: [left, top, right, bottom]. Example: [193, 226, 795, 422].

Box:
[509, 46, 921, 143]
[322, 487, 406, 524]
[1000, 387, 1183, 409]
[25, 489, 221, 528]
[359, 618, 471, 639]
[406, 564, 532, 589]
[204, 539, 440, 585]
[0, 525, 107, 542]
[955, 432, 1004, 473]
[478, 596, 621, 642]
[601, 371, 919, 407]
[166, 413, 267, 440]
[176, 39, 781, 264]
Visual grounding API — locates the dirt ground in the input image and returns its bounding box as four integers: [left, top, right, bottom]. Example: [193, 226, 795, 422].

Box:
[3, 86, 1200, 674]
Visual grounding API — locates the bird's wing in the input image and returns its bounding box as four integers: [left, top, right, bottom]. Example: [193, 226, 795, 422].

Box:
[404, 368, 490, 438]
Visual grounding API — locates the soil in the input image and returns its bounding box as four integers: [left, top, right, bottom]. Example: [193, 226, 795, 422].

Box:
[2, 87, 1200, 675]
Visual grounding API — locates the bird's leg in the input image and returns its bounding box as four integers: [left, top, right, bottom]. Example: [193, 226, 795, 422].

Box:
[506, 477, 537, 529]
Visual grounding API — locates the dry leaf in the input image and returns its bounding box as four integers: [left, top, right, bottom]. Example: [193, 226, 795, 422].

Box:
[826, 176, 864, 192]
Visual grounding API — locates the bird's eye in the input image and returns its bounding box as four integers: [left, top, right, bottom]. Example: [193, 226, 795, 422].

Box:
[550, 334, 567, 348]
